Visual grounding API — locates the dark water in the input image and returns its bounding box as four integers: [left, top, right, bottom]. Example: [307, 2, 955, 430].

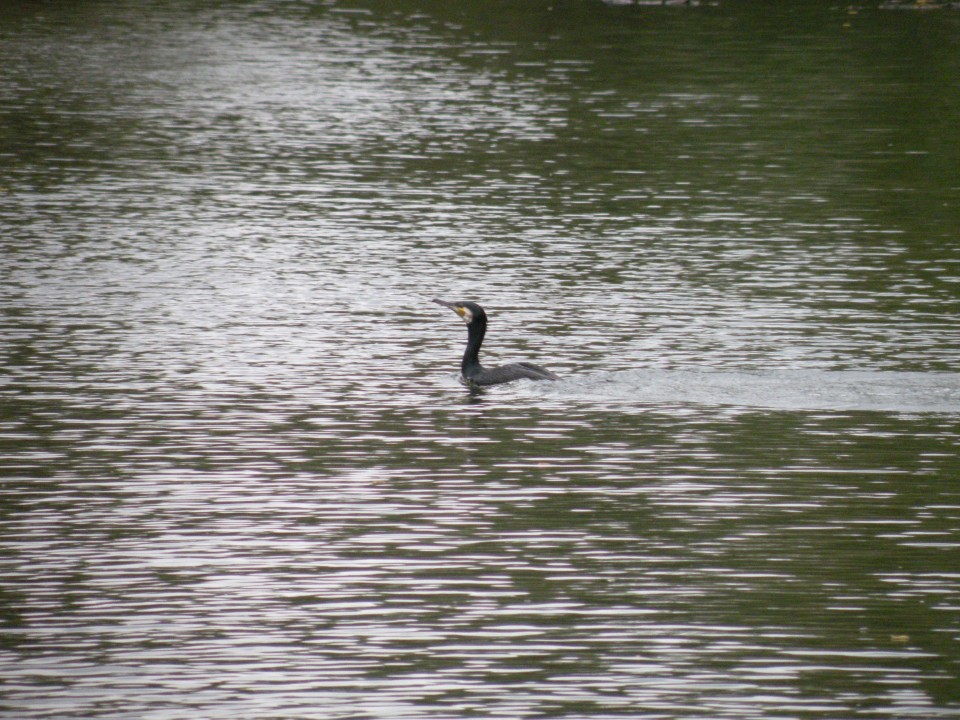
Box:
[2, 1, 960, 718]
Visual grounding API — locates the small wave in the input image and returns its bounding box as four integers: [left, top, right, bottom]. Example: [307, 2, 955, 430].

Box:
[542, 369, 960, 414]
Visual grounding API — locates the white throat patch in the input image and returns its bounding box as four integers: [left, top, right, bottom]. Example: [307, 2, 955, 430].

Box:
[458, 306, 474, 324]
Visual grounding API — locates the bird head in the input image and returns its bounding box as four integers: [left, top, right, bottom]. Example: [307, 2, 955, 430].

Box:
[433, 299, 486, 325]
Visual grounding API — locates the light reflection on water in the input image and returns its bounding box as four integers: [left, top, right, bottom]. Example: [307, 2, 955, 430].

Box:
[2, 1, 960, 718]
[5, 392, 960, 717]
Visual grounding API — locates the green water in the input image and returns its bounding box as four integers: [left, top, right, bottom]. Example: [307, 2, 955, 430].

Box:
[2, 1, 959, 718]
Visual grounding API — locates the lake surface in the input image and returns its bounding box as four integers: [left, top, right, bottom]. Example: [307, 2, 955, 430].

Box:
[2, 1, 960, 718]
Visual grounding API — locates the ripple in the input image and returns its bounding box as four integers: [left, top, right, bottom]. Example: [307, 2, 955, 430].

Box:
[3, 1, 960, 718]
[543, 369, 960, 413]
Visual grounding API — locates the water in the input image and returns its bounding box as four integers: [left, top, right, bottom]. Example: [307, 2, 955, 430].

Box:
[2, 1, 960, 718]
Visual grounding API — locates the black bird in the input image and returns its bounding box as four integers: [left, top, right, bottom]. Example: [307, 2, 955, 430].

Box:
[433, 299, 559, 386]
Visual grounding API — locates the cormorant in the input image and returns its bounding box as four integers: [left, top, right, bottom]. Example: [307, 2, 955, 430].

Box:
[433, 299, 560, 386]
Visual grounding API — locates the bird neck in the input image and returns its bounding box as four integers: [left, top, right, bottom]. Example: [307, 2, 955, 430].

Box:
[461, 317, 486, 375]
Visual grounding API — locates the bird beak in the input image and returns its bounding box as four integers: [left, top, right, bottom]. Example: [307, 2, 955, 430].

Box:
[433, 298, 468, 322]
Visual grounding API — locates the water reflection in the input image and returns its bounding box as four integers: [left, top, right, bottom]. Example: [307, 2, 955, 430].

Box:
[4, 407, 959, 716]
[2, 0, 960, 718]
